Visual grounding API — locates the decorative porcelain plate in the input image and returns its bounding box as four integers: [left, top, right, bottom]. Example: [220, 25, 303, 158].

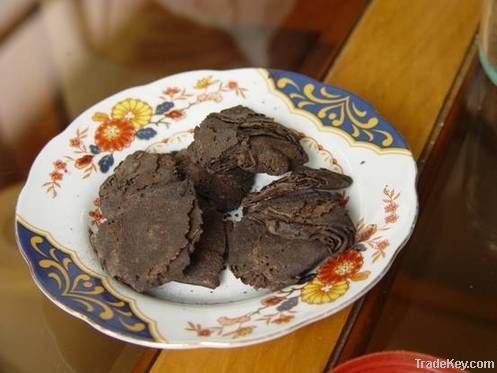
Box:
[16, 69, 417, 348]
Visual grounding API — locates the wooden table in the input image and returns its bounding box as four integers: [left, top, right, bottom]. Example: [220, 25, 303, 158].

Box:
[145, 1, 484, 372]
[3, 1, 497, 372]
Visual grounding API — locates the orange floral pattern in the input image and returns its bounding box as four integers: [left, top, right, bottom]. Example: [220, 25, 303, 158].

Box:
[53, 160, 67, 171]
[164, 109, 185, 120]
[185, 322, 213, 337]
[224, 80, 247, 98]
[261, 296, 285, 306]
[217, 315, 251, 326]
[272, 314, 294, 324]
[75, 155, 94, 169]
[89, 198, 103, 226]
[354, 187, 401, 262]
[94, 118, 135, 152]
[43, 76, 247, 198]
[383, 186, 400, 224]
[162, 87, 181, 96]
[49, 171, 63, 181]
[317, 250, 363, 283]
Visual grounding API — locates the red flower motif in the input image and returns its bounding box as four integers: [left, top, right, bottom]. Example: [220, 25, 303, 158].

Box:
[69, 137, 81, 147]
[89, 209, 103, 225]
[185, 322, 213, 337]
[53, 160, 67, 171]
[164, 109, 185, 120]
[49, 171, 63, 181]
[261, 296, 285, 307]
[94, 118, 135, 152]
[356, 224, 377, 242]
[163, 87, 181, 96]
[385, 214, 399, 224]
[376, 239, 389, 251]
[217, 314, 251, 326]
[317, 250, 363, 284]
[75, 154, 94, 169]
[198, 328, 212, 337]
[227, 81, 238, 90]
[89, 210, 101, 219]
[383, 187, 400, 225]
[272, 314, 294, 324]
[225, 80, 247, 97]
[384, 202, 398, 213]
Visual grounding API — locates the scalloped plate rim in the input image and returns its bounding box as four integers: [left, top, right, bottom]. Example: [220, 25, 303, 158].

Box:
[15, 68, 418, 348]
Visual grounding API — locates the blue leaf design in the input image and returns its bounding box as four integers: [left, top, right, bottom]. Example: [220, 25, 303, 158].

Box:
[98, 154, 114, 173]
[89, 145, 101, 154]
[135, 128, 157, 140]
[276, 296, 299, 312]
[155, 101, 174, 115]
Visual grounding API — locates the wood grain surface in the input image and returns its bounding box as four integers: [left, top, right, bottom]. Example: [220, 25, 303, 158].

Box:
[326, 0, 480, 157]
[149, 1, 480, 372]
[336, 56, 497, 364]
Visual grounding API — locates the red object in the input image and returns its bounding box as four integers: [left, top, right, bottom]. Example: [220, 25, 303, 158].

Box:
[333, 351, 465, 372]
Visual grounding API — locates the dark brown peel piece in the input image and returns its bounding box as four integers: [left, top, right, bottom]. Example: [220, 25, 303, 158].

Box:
[263, 217, 355, 255]
[226, 219, 261, 272]
[245, 190, 342, 219]
[94, 106, 356, 292]
[173, 199, 227, 289]
[189, 105, 308, 175]
[99, 151, 180, 218]
[242, 166, 353, 206]
[189, 113, 240, 169]
[94, 180, 202, 292]
[233, 136, 306, 175]
[228, 182, 355, 289]
[187, 197, 203, 251]
[249, 234, 328, 290]
[175, 149, 254, 212]
[246, 191, 355, 255]
[228, 105, 308, 174]
[227, 218, 329, 289]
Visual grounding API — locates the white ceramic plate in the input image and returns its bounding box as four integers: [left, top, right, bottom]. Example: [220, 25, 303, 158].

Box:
[16, 68, 417, 348]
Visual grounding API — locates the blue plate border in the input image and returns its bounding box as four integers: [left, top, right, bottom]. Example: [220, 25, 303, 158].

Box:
[16, 217, 162, 343]
[266, 69, 409, 152]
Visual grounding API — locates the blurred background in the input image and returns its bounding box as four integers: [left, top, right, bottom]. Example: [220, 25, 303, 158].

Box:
[0, 0, 367, 189]
[0, 0, 367, 371]
[3, 1, 496, 372]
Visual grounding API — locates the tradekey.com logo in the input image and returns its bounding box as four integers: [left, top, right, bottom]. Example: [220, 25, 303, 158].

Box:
[415, 358, 495, 370]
